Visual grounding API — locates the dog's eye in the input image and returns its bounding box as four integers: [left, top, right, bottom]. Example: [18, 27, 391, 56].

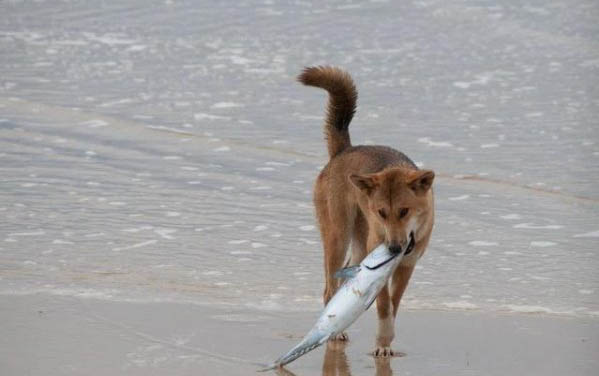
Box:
[399, 208, 409, 219]
[378, 209, 387, 219]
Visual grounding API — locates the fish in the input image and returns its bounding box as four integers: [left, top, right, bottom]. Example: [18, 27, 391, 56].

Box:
[260, 243, 406, 371]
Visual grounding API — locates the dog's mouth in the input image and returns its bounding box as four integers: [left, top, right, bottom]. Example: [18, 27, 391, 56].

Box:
[364, 233, 416, 271]
[404, 232, 415, 256]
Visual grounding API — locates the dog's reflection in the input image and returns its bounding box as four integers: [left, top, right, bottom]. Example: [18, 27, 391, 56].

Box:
[275, 341, 394, 376]
[321, 341, 351, 376]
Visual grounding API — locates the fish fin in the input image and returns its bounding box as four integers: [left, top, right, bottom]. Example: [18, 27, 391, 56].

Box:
[365, 294, 377, 310]
[363, 285, 380, 310]
[334, 265, 360, 279]
[318, 333, 332, 345]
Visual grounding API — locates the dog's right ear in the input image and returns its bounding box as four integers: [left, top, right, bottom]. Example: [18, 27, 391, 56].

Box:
[349, 174, 377, 195]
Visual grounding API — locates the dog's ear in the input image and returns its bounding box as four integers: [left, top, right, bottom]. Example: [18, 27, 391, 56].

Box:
[349, 174, 378, 195]
[408, 170, 435, 195]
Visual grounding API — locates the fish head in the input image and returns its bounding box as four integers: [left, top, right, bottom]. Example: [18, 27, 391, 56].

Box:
[361, 244, 404, 272]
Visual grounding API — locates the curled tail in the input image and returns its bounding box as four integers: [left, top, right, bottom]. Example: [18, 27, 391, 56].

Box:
[298, 66, 357, 158]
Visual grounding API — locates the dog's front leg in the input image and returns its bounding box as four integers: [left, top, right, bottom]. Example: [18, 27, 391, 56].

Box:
[391, 265, 415, 317]
[372, 264, 415, 357]
[374, 285, 395, 357]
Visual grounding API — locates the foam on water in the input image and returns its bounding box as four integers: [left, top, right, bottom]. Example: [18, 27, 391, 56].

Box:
[573, 230, 599, 238]
[530, 241, 556, 247]
[469, 241, 499, 247]
[112, 240, 158, 252]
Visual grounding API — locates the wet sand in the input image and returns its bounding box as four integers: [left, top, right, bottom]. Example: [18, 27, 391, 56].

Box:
[1, 293, 597, 376]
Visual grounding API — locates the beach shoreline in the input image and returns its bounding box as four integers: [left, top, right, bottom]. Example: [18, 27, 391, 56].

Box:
[1, 293, 596, 376]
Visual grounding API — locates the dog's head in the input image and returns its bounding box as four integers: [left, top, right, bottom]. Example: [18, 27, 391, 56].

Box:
[350, 167, 434, 254]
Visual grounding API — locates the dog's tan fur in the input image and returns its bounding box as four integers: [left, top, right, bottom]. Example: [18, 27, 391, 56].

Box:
[298, 66, 435, 357]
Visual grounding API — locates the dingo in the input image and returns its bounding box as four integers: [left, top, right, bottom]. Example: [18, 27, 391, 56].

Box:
[298, 66, 435, 357]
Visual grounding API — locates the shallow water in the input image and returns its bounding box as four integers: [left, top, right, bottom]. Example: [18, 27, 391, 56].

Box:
[1, 0, 598, 318]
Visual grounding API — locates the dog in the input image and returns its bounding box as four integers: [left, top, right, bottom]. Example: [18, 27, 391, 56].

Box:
[298, 66, 435, 357]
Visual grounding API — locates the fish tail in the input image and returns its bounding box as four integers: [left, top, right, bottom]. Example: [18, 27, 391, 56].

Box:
[261, 330, 330, 370]
[257, 363, 277, 372]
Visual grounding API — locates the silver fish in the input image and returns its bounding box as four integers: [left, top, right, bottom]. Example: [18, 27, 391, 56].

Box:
[261, 243, 406, 371]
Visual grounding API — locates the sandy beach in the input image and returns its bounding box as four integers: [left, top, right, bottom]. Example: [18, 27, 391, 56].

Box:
[1, 293, 597, 375]
[1, 0, 598, 375]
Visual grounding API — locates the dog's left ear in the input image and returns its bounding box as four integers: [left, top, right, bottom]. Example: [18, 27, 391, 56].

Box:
[408, 170, 435, 195]
[349, 173, 378, 196]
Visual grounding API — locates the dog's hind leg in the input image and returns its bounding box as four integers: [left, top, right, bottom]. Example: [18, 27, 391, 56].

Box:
[314, 172, 354, 307]
[320, 208, 353, 306]
[350, 210, 368, 266]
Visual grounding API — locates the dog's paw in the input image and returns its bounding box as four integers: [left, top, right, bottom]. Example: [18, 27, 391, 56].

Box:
[372, 346, 394, 357]
[329, 332, 349, 342]
[326, 339, 348, 351]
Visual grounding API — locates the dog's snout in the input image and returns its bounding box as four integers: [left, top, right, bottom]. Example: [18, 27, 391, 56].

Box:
[389, 244, 403, 254]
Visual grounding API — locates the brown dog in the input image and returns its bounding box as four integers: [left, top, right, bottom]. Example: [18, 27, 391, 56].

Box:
[298, 66, 435, 357]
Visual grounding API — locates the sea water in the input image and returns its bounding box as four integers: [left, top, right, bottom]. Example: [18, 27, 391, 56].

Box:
[1, 0, 597, 319]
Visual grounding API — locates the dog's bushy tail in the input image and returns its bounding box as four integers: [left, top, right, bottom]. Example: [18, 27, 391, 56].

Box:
[298, 66, 357, 158]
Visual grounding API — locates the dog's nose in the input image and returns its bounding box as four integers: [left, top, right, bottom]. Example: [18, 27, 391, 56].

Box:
[389, 244, 403, 254]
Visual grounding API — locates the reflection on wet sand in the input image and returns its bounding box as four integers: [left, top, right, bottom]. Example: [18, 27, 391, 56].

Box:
[275, 341, 394, 376]
[321, 341, 352, 376]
